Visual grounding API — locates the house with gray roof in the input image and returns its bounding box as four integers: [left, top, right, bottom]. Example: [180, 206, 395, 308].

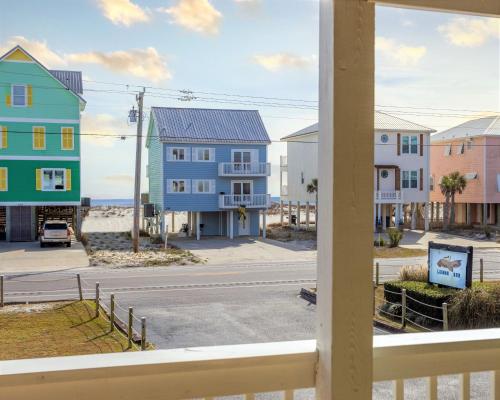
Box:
[146, 107, 271, 240]
[279, 111, 436, 231]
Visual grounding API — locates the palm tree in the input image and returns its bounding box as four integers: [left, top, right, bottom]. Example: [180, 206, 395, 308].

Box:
[306, 178, 318, 230]
[439, 171, 467, 229]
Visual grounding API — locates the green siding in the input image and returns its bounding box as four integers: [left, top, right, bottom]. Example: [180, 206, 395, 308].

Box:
[0, 160, 80, 203]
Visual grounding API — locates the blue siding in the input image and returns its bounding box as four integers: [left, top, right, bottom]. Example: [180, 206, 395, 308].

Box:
[147, 120, 163, 210]
[163, 143, 267, 212]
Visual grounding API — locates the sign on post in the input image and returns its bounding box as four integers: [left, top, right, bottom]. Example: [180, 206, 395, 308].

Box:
[428, 242, 473, 289]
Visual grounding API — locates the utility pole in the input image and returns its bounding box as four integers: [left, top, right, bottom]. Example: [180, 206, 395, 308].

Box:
[132, 88, 145, 253]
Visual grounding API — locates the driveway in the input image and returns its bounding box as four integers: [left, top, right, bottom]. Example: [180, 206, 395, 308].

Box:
[170, 237, 317, 265]
[0, 240, 89, 273]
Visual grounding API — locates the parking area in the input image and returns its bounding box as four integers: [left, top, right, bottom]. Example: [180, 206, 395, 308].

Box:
[0, 240, 89, 273]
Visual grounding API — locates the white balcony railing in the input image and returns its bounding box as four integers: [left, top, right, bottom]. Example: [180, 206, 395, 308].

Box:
[219, 194, 271, 208]
[375, 190, 403, 203]
[218, 162, 271, 176]
[2, 329, 499, 399]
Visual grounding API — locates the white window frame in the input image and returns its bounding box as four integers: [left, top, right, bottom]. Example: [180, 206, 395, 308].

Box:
[167, 179, 190, 194]
[402, 170, 418, 189]
[192, 179, 215, 194]
[231, 180, 254, 195]
[61, 127, 74, 151]
[401, 135, 418, 155]
[192, 148, 215, 162]
[11, 84, 27, 107]
[0, 167, 8, 191]
[167, 147, 190, 162]
[33, 126, 46, 150]
[41, 168, 66, 192]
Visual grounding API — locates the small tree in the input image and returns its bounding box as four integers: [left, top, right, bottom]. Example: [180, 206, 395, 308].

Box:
[387, 228, 403, 248]
[306, 178, 318, 229]
[439, 171, 467, 229]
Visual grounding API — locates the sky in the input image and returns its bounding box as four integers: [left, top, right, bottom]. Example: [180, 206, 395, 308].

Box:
[0, 0, 499, 198]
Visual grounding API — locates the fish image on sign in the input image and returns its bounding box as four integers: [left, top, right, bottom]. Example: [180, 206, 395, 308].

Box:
[428, 242, 473, 289]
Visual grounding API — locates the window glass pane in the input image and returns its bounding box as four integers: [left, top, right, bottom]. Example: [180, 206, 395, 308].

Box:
[204, 149, 210, 160]
[410, 136, 418, 154]
[243, 182, 251, 194]
[233, 152, 242, 163]
[233, 183, 242, 195]
[411, 171, 418, 188]
[43, 170, 53, 190]
[179, 181, 185, 192]
[54, 170, 65, 190]
[402, 136, 409, 153]
[198, 181, 204, 192]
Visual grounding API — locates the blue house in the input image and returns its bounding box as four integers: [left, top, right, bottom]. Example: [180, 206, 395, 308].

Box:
[146, 107, 271, 239]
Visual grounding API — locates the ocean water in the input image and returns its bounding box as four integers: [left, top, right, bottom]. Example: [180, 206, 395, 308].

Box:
[91, 199, 134, 207]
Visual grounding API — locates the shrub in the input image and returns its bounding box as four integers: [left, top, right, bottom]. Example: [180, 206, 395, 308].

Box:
[448, 284, 500, 329]
[374, 239, 385, 247]
[399, 265, 428, 282]
[387, 228, 403, 247]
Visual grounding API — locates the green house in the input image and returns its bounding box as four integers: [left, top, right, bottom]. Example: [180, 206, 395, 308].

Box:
[0, 45, 86, 241]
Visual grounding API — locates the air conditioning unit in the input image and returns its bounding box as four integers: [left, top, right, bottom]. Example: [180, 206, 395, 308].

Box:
[144, 203, 155, 218]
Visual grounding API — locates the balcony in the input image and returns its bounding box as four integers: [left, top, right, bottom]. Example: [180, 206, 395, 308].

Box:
[2, 330, 499, 399]
[218, 162, 271, 177]
[219, 194, 271, 208]
[375, 190, 403, 203]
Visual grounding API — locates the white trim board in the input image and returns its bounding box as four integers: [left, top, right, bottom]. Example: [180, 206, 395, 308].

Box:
[0, 156, 80, 161]
[0, 117, 80, 124]
[0, 202, 80, 206]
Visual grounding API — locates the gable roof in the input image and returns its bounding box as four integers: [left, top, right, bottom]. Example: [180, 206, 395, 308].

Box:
[431, 116, 500, 142]
[150, 107, 271, 144]
[0, 45, 85, 103]
[281, 111, 435, 141]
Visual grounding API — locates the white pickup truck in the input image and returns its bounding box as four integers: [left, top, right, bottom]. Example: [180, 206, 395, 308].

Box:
[39, 220, 72, 248]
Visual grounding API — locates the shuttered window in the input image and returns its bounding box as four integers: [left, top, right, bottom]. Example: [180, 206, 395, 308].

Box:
[40, 168, 66, 191]
[402, 170, 418, 189]
[0, 168, 7, 191]
[192, 148, 215, 162]
[33, 127, 46, 150]
[402, 135, 418, 154]
[192, 179, 215, 194]
[166, 179, 191, 193]
[61, 127, 74, 150]
[167, 147, 191, 161]
[12, 85, 27, 107]
[0, 126, 7, 149]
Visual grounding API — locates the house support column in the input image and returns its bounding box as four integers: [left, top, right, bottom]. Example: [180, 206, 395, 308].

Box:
[229, 211, 234, 239]
[288, 200, 292, 226]
[171, 212, 175, 233]
[316, 0, 374, 398]
[430, 202, 434, 224]
[466, 203, 471, 225]
[395, 204, 399, 229]
[306, 201, 310, 230]
[187, 212, 192, 237]
[382, 204, 387, 231]
[196, 212, 201, 241]
[410, 202, 416, 230]
[280, 200, 284, 226]
[296, 201, 301, 230]
[424, 203, 430, 231]
[483, 203, 488, 226]
[377, 203, 381, 229]
[262, 210, 267, 239]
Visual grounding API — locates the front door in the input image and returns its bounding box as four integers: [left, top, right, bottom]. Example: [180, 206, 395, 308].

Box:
[10, 206, 32, 241]
[238, 210, 251, 236]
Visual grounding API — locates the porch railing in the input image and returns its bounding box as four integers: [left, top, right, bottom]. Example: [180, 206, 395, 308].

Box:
[375, 190, 402, 203]
[219, 194, 271, 208]
[218, 162, 271, 176]
[1, 329, 499, 399]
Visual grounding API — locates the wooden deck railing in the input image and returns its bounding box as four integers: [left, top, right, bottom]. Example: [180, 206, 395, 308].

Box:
[1, 330, 499, 399]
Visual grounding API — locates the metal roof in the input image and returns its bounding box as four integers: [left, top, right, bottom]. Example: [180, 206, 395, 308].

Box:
[49, 70, 83, 95]
[431, 116, 500, 142]
[151, 107, 271, 143]
[281, 111, 435, 141]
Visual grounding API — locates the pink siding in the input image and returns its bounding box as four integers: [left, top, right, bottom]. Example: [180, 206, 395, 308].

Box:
[430, 137, 485, 203]
[485, 137, 500, 203]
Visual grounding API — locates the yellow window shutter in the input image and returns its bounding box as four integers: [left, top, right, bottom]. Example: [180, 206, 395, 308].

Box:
[0, 168, 6, 191]
[6, 94, 11, 107]
[27, 85, 33, 107]
[36, 169, 42, 191]
[1, 127, 6, 149]
[66, 169, 72, 191]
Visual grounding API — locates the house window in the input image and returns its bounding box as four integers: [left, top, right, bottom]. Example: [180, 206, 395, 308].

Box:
[457, 142, 465, 155]
[193, 148, 215, 162]
[61, 127, 74, 150]
[168, 147, 190, 161]
[167, 179, 190, 193]
[0, 167, 7, 191]
[381, 170, 389, 179]
[444, 144, 452, 156]
[33, 127, 46, 150]
[402, 135, 418, 154]
[12, 85, 27, 107]
[402, 170, 418, 189]
[193, 179, 215, 194]
[42, 169, 66, 191]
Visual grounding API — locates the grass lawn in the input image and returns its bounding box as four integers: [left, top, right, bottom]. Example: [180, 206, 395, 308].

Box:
[0, 300, 136, 361]
[374, 246, 427, 258]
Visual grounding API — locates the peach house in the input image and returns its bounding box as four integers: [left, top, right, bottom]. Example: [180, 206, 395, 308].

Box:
[430, 116, 500, 226]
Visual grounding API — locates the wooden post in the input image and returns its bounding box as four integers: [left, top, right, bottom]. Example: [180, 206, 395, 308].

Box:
[480, 258, 484, 283]
[128, 307, 133, 348]
[401, 289, 407, 328]
[306, 201, 310, 230]
[110, 293, 115, 332]
[95, 282, 100, 318]
[77, 274, 83, 301]
[296, 201, 301, 230]
[316, 0, 374, 398]
[0, 275, 3, 307]
[375, 262, 380, 286]
[442, 303, 449, 330]
[141, 317, 146, 351]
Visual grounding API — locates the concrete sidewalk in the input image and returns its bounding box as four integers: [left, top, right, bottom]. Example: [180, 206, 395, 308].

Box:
[0, 241, 89, 273]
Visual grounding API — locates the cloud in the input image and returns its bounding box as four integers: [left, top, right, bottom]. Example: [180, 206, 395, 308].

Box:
[158, 0, 222, 35]
[67, 47, 171, 82]
[253, 53, 317, 72]
[81, 113, 132, 147]
[0, 36, 66, 67]
[97, 0, 150, 26]
[376, 36, 426, 67]
[102, 174, 134, 183]
[438, 17, 500, 47]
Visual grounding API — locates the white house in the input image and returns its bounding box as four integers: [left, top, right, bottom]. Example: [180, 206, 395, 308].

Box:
[280, 111, 436, 231]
